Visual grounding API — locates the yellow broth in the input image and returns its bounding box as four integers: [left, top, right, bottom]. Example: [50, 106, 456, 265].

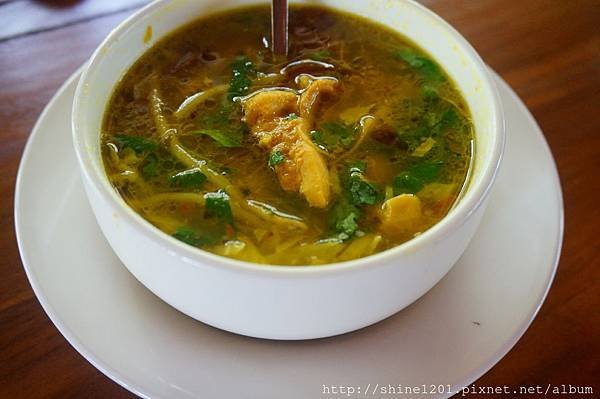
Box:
[101, 5, 473, 265]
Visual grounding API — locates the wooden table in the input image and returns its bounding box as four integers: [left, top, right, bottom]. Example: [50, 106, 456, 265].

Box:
[1, 1, 598, 397]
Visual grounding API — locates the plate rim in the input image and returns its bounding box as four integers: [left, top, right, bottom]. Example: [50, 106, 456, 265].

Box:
[14, 67, 153, 399]
[449, 70, 564, 396]
[13, 68, 564, 399]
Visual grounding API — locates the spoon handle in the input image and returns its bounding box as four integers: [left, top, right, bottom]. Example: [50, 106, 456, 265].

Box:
[271, 0, 288, 56]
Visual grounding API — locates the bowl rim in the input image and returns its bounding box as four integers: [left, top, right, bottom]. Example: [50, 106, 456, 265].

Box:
[72, 0, 505, 276]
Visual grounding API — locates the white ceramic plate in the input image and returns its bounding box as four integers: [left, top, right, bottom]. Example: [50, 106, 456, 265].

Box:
[15, 69, 563, 399]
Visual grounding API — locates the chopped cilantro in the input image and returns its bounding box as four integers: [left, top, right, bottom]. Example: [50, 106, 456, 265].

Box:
[347, 174, 380, 206]
[192, 103, 247, 147]
[342, 161, 380, 206]
[421, 83, 439, 100]
[393, 172, 424, 194]
[395, 48, 444, 82]
[347, 160, 367, 173]
[228, 56, 255, 100]
[437, 107, 460, 131]
[393, 162, 443, 195]
[173, 227, 207, 247]
[325, 122, 355, 146]
[199, 103, 234, 127]
[311, 122, 355, 150]
[330, 200, 361, 240]
[169, 168, 206, 189]
[140, 153, 158, 180]
[190, 128, 243, 147]
[204, 190, 233, 224]
[311, 49, 331, 61]
[285, 113, 298, 120]
[399, 104, 463, 155]
[410, 162, 443, 181]
[311, 130, 325, 147]
[336, 212, 359, 238]
[395, 47, 445, 103]
[268, 150, 285, 168]
[114, 134, 158, 154]
[172, 226, 218, 247]
[325, 162, 380, 241]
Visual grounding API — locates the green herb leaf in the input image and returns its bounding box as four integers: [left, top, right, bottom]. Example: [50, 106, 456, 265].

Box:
[401, 105, 463, 153]
[204, 189, 233, 224]
[393, 172, 424, 194]
[199, 103, 235, 127]
[193, 103, 248, 147]
[114, 134, 158, 154]
[347, 160, 367, 173]
[228, 56, 255, 100]
[311, 130, 325, 147]
[172, 226, 217, 247]
[285, 113, 298, 121]
[326, 122, 355, 147]
[393, 162, 443, 195]
[329, 200, 361, 240]
[173, 227, 208, 247]
[141, 153, 159, 180]
[336, 212, 359, 238]
[410, 162, 443, 181]
[191, 129, 243, 147]
[169, 168, 207, 189]
[347, 174, 380, 206]
[421, 83, 439, 100]
[311, 49, 331, 61]
[311, 122, 355, 150]
[395, 48, 444, 82]
[341, 161, 380, 206]
[268, 150, 285, 168]
[437, 107, 460, 131]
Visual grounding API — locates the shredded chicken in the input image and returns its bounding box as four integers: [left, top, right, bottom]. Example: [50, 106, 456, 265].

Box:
[297, 75, 339, 118]
[242, 77, 340, 208]
[243, 90, 297, 128]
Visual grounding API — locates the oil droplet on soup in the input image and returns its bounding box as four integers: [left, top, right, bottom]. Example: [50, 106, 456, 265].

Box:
[101, 5, 474, 265]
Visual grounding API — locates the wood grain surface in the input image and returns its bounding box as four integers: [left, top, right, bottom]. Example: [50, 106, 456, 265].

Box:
[1, 0, 598, 397]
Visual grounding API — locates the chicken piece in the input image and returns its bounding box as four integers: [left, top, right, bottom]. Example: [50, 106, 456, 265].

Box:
[295, 136, 331, 208]
[243, 90, 297, 128]
[378, 194, 422, 235]
[297, 76, 340, 119]
[266, 118, 331, 207]
[242, 82, 339, 208]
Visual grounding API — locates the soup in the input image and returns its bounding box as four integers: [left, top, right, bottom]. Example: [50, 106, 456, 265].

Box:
[101, 5, 473, 265]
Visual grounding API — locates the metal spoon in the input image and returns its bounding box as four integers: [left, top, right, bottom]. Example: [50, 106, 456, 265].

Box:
[271, 0, 288, 56]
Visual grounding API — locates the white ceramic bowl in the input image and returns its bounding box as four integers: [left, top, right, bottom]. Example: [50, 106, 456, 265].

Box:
[72, 0, 504, 340]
